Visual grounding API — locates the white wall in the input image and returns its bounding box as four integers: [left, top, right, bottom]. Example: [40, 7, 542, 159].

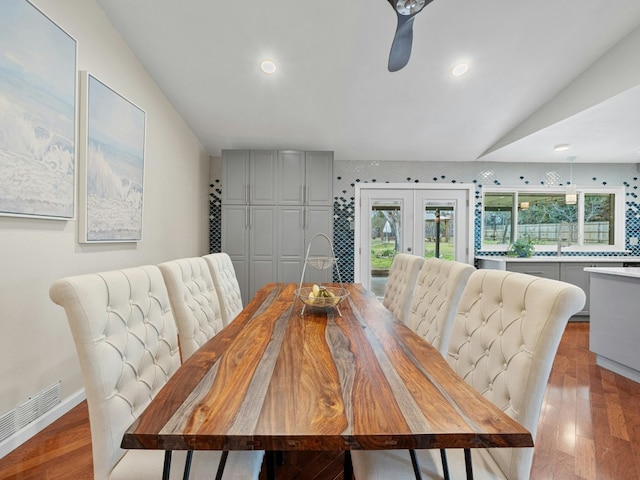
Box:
[0, 0, 210, 419]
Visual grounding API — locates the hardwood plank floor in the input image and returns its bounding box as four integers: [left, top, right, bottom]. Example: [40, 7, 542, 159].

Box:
[1, 323, 639, 479]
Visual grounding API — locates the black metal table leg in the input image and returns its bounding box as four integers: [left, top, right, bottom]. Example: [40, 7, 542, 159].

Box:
[162, 451, 172, 480]
[265, 450, 277, 480]
[344, 450, 353, 480]
[182, 450, 193, 480]
[464, 448, 474, 480]
[440, 449, 450, 480]
[215, 451, 229, 480]
[409, 449, 423, 480]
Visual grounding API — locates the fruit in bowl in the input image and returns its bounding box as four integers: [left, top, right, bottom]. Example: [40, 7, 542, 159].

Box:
[307, 284, 339, 306]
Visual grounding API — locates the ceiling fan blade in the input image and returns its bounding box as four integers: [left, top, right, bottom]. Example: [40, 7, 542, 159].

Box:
[388, 14, 415, 72]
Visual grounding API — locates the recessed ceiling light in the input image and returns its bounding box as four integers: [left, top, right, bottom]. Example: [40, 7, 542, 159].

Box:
[554, 144, 570, 152]
[260, 60, 277, 74]
[451, 63, 470, 77]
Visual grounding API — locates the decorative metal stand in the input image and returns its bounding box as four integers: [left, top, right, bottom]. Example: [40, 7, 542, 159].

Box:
[294, 233, 349, 317]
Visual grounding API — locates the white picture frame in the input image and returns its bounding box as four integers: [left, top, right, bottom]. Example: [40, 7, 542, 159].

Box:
[0, 0, 77, 220]
[79, 72, 146, 243]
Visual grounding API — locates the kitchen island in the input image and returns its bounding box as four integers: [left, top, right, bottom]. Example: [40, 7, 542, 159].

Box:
[585, 267, 640, 383]
[475, 256, 640, 316]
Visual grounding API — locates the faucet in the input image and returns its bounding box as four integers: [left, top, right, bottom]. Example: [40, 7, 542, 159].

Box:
[557, 222, 572, 256]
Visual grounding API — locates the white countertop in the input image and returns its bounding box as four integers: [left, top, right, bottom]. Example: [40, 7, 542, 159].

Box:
[476, 256, 640, 263]
[584, 267, 640, 279]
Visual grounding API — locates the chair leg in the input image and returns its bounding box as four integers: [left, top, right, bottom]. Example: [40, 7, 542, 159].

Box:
[215, 451, 229, 480]
[439, 449, 450, 480]
[409, 449, 423, 480]
[162, 451, 172, 480]
[182, 450, 193, 480]
[464, 448, 474, 480]
[276, 450, 285, 465]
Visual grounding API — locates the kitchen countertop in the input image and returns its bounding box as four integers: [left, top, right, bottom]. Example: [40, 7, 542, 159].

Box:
[476, 256, 640, 263]
[584, 267, 640, 279]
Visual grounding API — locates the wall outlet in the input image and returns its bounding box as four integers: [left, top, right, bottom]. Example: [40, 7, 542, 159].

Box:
[630, 237, 638, 245]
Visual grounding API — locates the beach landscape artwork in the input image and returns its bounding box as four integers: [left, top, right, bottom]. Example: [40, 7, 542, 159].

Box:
[0, 0, 77, 219]
[81, 73, 145, 242]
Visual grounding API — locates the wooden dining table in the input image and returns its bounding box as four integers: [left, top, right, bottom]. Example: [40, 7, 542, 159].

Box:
[122, 282, 533, 478]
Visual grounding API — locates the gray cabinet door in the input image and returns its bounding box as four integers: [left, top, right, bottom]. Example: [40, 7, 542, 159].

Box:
[249, 151, 278, 205]
[278, 151, 306, 205]
[305, 151, 333, 205]
[561, 261, 623, 316]
[221, 205, 250, 304]
[249, 206, 277, 299]
[221, 150, 250, 205]
[278, 206, 305, 284]
[560, 263, 592, 316]
[506, 262, 560, 280]
[304, 206, 333, 285]
[277, 206, 333, 286]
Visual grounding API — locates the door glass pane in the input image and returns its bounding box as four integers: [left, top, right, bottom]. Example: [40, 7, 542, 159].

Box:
[584, 193, 614, 246]
[423, 203, 455, 260]
[370, 202, 402, 298]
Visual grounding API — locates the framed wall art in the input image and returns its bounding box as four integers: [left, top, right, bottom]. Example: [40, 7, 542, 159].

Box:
[79, 72, 146, 243]
[0, 0, 77, 219]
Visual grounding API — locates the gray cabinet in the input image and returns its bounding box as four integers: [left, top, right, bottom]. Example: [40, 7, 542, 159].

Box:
[221, 205, 277, 305]
[503, 260, 624, 316]
[222, 150, 333, 303]
[278, 151, 333, 205]
[222, 150, 278, 205]
[278, 206, 333, 285]
[506, 262, 560, 280]
[560, 261, 622, 316]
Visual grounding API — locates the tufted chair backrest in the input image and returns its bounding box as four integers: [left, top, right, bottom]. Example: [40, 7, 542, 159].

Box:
[158, 257, 225, 361]
[382, 253, 425, 324]
[407, 258, 475, 354]
[49, 266, 181, 480]
[203, 252, 243, 326]
[447, 269, 585, 479]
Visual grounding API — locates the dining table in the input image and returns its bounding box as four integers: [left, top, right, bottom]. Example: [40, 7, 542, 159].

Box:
[122, 282, 533, 479]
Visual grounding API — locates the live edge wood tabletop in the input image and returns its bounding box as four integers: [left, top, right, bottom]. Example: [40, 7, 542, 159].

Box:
[122, 282, 532, 453]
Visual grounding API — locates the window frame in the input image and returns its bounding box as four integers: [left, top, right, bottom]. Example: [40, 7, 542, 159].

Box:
[481, 186, 626, 253]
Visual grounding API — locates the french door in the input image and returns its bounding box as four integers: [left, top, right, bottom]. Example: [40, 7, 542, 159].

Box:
[355, 184, 474, 295]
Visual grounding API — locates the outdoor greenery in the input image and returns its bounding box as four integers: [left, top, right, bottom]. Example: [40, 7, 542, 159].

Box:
[369, 206, 455, 270]
[371, 238, 454, 269]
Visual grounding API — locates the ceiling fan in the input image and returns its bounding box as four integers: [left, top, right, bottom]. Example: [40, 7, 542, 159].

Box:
[386, 0, 434, 72]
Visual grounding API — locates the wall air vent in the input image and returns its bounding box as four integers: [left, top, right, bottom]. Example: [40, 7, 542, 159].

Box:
[0, 381, 62, 444]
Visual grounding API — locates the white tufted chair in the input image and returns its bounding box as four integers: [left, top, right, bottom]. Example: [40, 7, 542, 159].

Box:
[158, 257, 225, 361]
[352, 269, 586, 480]
[203, 253, 244, 326]
[382, 253, 425, 325]
[407, 258, 475, 355]
[50, 265, 264, 480]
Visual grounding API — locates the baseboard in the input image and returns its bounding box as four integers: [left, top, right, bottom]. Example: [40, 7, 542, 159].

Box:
[0, 388, 86, 459]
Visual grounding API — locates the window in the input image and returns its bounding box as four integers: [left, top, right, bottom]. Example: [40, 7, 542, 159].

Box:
[481, 187, 625, 253]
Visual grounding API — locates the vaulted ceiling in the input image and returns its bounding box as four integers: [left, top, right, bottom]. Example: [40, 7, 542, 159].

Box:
[95, 0, 640, 163]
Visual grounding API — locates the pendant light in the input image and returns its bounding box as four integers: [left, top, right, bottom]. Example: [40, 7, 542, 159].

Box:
[565, 156, 577, 205]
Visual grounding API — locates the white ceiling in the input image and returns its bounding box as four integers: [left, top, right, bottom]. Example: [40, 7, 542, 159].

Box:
[95, 0, 640, 163]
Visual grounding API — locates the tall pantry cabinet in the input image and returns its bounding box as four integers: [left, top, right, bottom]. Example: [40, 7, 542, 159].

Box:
[221, 150, 334, 304]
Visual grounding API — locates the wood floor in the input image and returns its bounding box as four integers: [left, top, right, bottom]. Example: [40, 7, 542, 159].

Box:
[0, 323, 639, 479]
